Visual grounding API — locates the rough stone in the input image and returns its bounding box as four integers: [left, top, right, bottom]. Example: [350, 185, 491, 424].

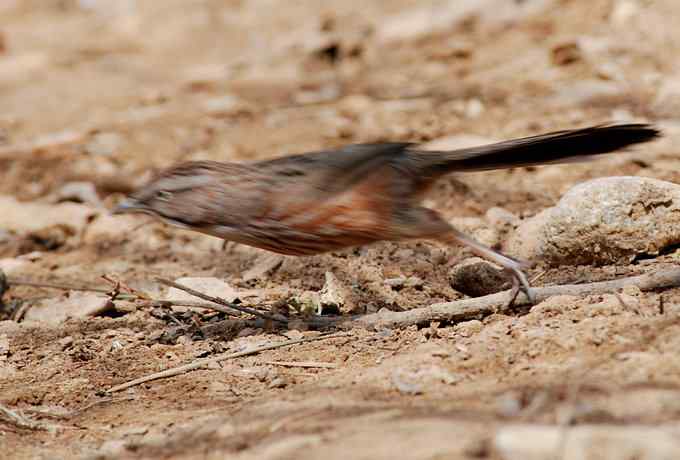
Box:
[485, 207, 519, 230]
[0, 195, 95, 235]
[85, 132, 123, 156]
[450, 257, 509, 297]
[549, 80, 624, 107]
[508, 177, 680, 265]
[50, 181, 102, 206]
[495, 424, 680, 460]
[23, 293, 113, 325]
[319, 271, 358, 314]
[375, 0, 554, 43]
[450, 217, 500, 249]
[242, 254, 283, 282]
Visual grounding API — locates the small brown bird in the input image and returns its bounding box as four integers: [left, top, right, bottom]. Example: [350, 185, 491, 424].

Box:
[114, 124, 659, 303]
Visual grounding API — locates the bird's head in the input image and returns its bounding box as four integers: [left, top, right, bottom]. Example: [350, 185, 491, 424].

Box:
[112, 161, 229, 228]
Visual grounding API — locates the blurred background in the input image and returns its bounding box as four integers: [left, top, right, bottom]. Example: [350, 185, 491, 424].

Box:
[2, 0, 679, 202]
[3, 1, 680, 459]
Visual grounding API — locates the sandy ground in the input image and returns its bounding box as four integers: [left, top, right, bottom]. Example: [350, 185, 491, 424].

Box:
[2, 0, 680, 458]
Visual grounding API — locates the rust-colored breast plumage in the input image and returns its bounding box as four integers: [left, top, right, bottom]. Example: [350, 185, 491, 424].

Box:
[241, 166, 399, 256]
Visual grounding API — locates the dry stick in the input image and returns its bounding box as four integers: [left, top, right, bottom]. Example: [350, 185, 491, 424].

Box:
[7, 278, 111, 293]
[115, 300, 270, 321]
[351, 268, 680, 330]
[106, 332, 348, 393]
[7, 276, 278, 321]
[262, 360, 338, 369]
[0, 403, 45, 431]
[141, 299, 241, 311]
[7, 278, 138, 301]
[102, 274, 151, 300]
[156, 277, 287, 323]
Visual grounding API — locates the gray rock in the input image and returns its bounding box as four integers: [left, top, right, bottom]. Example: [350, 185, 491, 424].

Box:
[0, 320, 24, 335]
[0, 269, 7, 301]
[450, 217, 500, 249]
[0, 333, 9, 357]
[85, 132, 122, 156]
[23, 293, 113, 325]
[610, 0, 640, 26]
[0, 258, 30, 276]
[391, 369, 423, 395]
[58, 336, 74, 350]
[294, 83, 340, 105]
[202, 94, 252, 116]
[268, 376, 288, 389]
[508, 177, 680, 265]
[0, 52, 49, 85]
[290, 291, 320, 316]
[319, 272, 358, 314]
[338, 95, 374, 118]
[242, 254, 283, 282]
[494, 425, 565, 459]
[384, 277, 406, 289]
[82, 213, 170, 251]
[550, 80, 623, 107]
[376, 0, 554, 43]
[486, 207, 519, 230]
[652, 78, 680, 118]
[450, 257, 509, 297]
[495, 424, 680, 460]
[93, 439, 128, 459]
[50, 181, 102, 206]
[0, 195, 95, 235]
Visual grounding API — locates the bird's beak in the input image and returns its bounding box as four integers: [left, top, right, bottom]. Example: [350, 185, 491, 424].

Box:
[112, 198, 144, 215]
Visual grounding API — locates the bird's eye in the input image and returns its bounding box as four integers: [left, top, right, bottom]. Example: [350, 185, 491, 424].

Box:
[156, 190, 173, 201]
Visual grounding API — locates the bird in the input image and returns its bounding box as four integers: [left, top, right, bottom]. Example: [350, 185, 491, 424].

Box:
[114, 123, 660, 304]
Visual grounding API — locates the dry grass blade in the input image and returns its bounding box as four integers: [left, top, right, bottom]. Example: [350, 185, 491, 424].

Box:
[141, 299, 240, 311]
[156, 277, 287, 323]
[102, 274, 151, 300]
[106, 332, 348, 392]
[7, 278, 110, 294]
[0, 403, 46, 431]
[262, 360, 338, 369]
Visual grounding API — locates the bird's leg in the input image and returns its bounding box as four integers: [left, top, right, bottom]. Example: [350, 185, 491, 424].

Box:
[437, 227, 536, 306]
[394, 206, 535, 306]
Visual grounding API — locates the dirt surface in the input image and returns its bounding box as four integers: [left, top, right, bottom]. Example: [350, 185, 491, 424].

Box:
[2, 1, 680, 459]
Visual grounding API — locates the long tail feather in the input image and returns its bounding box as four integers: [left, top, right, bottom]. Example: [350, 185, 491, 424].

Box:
[417, 124, 660, 174]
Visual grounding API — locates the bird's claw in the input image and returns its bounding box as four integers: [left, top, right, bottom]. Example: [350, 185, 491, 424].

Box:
[504, 266, 536, 308]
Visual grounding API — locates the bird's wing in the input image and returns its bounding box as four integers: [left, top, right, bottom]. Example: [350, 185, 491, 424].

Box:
[251, 143, 413, 224]
[256, 143, 413, 196]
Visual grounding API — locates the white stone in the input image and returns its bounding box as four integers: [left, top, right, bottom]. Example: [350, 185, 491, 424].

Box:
[508, 177, 680, 265]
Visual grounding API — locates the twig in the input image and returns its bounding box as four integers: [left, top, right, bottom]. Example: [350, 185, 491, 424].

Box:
[350, 268, 680, 330]
[530, 270, 547, 284]
[11, 300, 32, 322]
[156, 277, 287, 323]
[106, 332, 348, 392]
[102, 274, 151, 300]
[140, 299, 250, 317]
[22, 397, 132, 421]
[614, 292, 637, 314]
[262, 360, 338, 369]
[0, 403, 46, 430]
[115, 299, 266, 317]
[102, 275, 122, 301]
[8, 278, 110, 293]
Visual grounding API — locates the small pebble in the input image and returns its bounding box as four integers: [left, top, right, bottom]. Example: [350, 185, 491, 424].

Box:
[268, 377, 287, 389]
[58, 336, 74, 350]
